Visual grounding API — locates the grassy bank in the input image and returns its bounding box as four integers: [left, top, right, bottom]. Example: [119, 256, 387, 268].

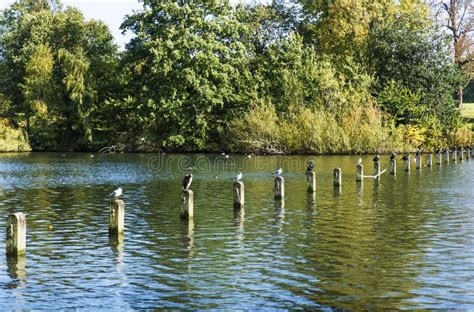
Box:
[462, 103, 474, 120]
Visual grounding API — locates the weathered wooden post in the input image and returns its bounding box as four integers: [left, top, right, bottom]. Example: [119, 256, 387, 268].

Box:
[436, 151, 442, 165]
[6, 213, 26, 256]
[356, 164, 363, 181]
[426, 154, 432, 167]
[374, 161, 380, 177]
[451, 149, 457, 163]
[233, 181, 245, 209]
[181, 190, 194, 219]
[444, 150, 450, 163]
[333, 168, 342, 187]
[415, 153, 422, 170]
[458, 148, 464, 161]
[307, 171, 316, 192]
[390, 158, 396, 175]
[467, 147, 471, 160]
[109, 199, 125, 235]
[403, 155, 410, 172]
[274, 176, 285, 199]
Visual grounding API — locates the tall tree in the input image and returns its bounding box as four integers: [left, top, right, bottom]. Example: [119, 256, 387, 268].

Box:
[431, 0, 473, 107]
[0, 1, 119, 149]
[121, 0, 254, 150]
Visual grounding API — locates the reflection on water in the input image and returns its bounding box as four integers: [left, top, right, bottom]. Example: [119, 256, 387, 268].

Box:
[0, 152, 473, 309]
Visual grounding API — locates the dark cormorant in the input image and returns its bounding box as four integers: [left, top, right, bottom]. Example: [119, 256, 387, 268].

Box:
[182, 174, 193, 190]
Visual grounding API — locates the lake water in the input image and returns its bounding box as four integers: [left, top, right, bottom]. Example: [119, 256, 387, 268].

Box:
[0, 153, 473, 310]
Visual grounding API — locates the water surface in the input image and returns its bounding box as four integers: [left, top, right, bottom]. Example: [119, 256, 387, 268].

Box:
[0, 153, 473, 310]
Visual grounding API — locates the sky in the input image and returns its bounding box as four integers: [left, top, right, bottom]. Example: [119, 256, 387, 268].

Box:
[0, 0, 144, 49]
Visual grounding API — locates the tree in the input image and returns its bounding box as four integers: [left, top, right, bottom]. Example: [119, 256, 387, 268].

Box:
[431, 0, 473, 107]
[369, 16, 464, 126]
[0, 1, 119, 149]
[121, 1, 254, 150]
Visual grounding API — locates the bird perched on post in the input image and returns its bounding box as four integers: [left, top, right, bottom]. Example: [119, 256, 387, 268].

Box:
[234, 172, 243, 181]
[373, 153, 380, 162]
[109, 187, 123, 199]
[275, 168, 283, 177]
[415, 149, 421, 156]
[182, 174, 193, 191]
[357, 158, 362, 165]
[390, 152, 396, 160]
[402, 152, 409, 161]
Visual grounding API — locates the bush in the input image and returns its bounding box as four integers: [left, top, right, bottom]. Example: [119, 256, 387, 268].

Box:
[0, 118, 31, 152]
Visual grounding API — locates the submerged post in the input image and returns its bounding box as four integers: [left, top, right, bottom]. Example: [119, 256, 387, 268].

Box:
[274, 176, 285, 199]
[109, 199, 125, 235]
[451, 149, 457, 163]
[436, 151, 442, 165]
[233, 181, 245, 209]
[374, 161, 380, 177]
[333, 168, 342, 187]
[356, 164, 363, 181]
[390, 158, 396, 175]
[404, 155, 411, 172]
[426, 154, 432, 168]
[467, 147, 471, 160]
[444, 150, 450, 163]
[6, 213, 26, 256]
[415, 153, 422, 170]
[181, 190, 194, 219]
[459, 148, 464, 161]
[307, 171, 316, 192]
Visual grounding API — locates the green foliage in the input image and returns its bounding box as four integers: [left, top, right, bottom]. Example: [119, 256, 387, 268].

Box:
[0, 118, 31, 152]
[369, 17, 465, 127]
[0, 2, 119, 150]
[0, 0, 470, 153]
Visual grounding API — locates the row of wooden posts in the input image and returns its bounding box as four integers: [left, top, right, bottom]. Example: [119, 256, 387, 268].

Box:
[4, 149, 472, 257]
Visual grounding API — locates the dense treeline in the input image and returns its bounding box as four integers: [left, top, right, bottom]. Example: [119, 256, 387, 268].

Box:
[0, 0, 472, 153]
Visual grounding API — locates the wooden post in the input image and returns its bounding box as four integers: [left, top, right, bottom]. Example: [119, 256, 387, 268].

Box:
[390, 159, 396, 175]
[274, 176, 285, 199]
[109, 199, 125, 235]
[451, 149, 457, 163]
[415, 154, 422, 170]
[233, 181, 245, 209]
[444, 150, 450, 163]
[6, 212, 26, 256]
[404, 156, 411, 172]
[356, 164, 363, 181]
[333, 168, 342, 187]
[181, 190, 194, 219]
[426, 154, 432, 167]
[374, 161, 380, 176]
[458, 148, 464, 161]
[467, 148, 471, 160]
[307, 171, 316, 192]
[436, 152, 442, 165]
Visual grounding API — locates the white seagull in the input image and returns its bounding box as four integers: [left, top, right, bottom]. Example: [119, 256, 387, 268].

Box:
[357, 158, 362, 165]
[234, 172, 243, 181]
[275, 168, 283, 177]
[109, 187, 123, 199]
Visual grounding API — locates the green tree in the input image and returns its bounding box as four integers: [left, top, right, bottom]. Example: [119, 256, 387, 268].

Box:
[121, 0, 254, 150]
[369, 17, 465, 126]
[0, 1, 119, 149]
